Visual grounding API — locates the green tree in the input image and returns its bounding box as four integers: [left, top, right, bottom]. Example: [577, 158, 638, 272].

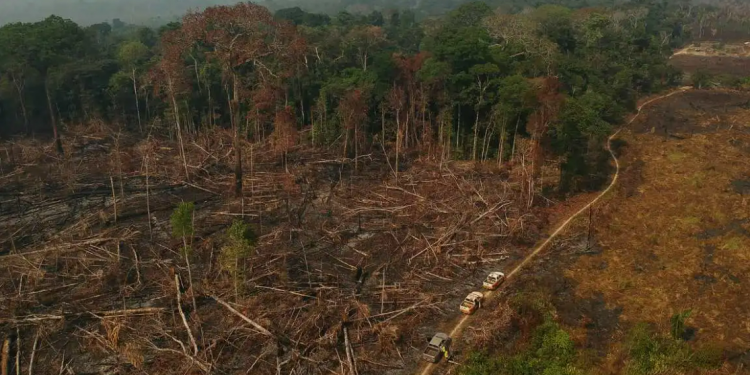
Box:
[219, 220, 255, 300]
[23, 16, 86, 154]
[460, 318, 583, 375]
[116, 41, 150, 131]
[670, 310, 692, 341]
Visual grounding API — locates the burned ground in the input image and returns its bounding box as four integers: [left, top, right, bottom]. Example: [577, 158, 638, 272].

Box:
[669, 43, 750, 77]
[0, 125, 551, 374]
[669, 55, 750, 77]
[567, 89, 750, 372]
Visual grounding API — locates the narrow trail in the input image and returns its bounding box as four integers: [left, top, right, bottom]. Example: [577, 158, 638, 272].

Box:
[417, 87, 691, 375]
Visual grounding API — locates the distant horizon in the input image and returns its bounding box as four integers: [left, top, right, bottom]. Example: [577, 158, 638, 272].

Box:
[0, 0, 287, 27]
[0, 0, 431, 26]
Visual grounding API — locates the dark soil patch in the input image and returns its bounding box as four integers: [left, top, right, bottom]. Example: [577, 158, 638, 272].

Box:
[728, 349, 750, 368]
[503, 236, 623, 358]
[696, 219, 750, 239]
[669, 55, 750, 77]
[618, 158, 645, 198]
[731, 179, 750, 194]
[729, 138, 750, 154]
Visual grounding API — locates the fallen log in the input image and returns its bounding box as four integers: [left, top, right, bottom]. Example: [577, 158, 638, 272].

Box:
[0, 307, 165, 324]
[211, 295, 273, 337]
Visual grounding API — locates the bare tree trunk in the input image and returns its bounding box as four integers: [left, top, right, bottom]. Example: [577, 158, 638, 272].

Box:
[404, 110, 410, 150]
[110, 176, 117, 224]
[231, 75, 243, 197]
[11, 76, 28, 134]
[456, 104, 461, 150]
[175, 273, 199, 356]
[381, 104, 385, 148]
[395, 109, 400, 182]
[182, 236, 197, 312]
[145, 90, 151, 122]
[354, 121, 359, 173]
[191, 54, 201, 93]
[498, 118, 506, 166]
[511, 117, 520, 162]
[482, 123, 492, 161]
[14, 328, 19, 375]
[472, 110, 480, 161]
[132, 69, 142, 133]
[168, 77, 189, 180]
[207, 82, 213, 128]
[343, 122, 349, 160]
[145, 153, 152, 239]
[44, 79, 63, 155]
[28, 330, 38, 375]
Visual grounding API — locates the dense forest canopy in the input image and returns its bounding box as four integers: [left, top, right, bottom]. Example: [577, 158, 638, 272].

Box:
[1, 0, 750, 193]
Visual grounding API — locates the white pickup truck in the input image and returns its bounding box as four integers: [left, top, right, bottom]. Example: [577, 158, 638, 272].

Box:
[483, 271, 505, 290]
[459, 291, 484, 314]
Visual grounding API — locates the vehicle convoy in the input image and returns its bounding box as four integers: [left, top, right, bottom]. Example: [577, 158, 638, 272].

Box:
[483, 271, 506, 290]
[459, 291, 484, 314]
[422, 332, 451, 363]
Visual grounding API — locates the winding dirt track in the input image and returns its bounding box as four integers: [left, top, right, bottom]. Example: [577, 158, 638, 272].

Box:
[417, 87, 691, 375]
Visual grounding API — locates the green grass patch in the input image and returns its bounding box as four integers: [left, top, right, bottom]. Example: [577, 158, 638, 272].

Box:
[667, 152, 686, 162]
[721, 236, 743, 251]
[679, 216, 701, 231]
[689, 173, 704, 188]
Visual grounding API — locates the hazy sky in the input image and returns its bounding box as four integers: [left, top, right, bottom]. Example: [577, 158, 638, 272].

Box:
[0, 0, 425, 27]
[0, 0, 257, 26]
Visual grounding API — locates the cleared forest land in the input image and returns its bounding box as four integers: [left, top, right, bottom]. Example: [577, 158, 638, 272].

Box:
[670, 42, 750, 77]
[0, 124, 557, 374]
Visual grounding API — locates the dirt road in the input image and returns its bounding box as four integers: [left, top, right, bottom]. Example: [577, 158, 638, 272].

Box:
[417, 87, 691, 375]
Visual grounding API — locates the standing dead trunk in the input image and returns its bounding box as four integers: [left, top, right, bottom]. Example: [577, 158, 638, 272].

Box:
[11, 76, 28, 134]
[472, 110, 480, 161]
[168, 76, 189, 180]
[44, 79, 63, 154]
[380, 104, 385, 148]
[343, 122, 350, 160]
[132, 69, 142, 133]
[456, 104, 461, 150]
[182, 235, 198, 313]
[207, 82, 214, 128]
[354, 117, 359, 173]
[510, 116, 520, 162]
[231, 75, 243, 197]
[498, 117, 506, 166]
[404, 110, 410, 150]
[482, 123, 492, 161]
[395, 108, 400, 182]
[145, 153, 152, 239]
[144, 90, 151, 123]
